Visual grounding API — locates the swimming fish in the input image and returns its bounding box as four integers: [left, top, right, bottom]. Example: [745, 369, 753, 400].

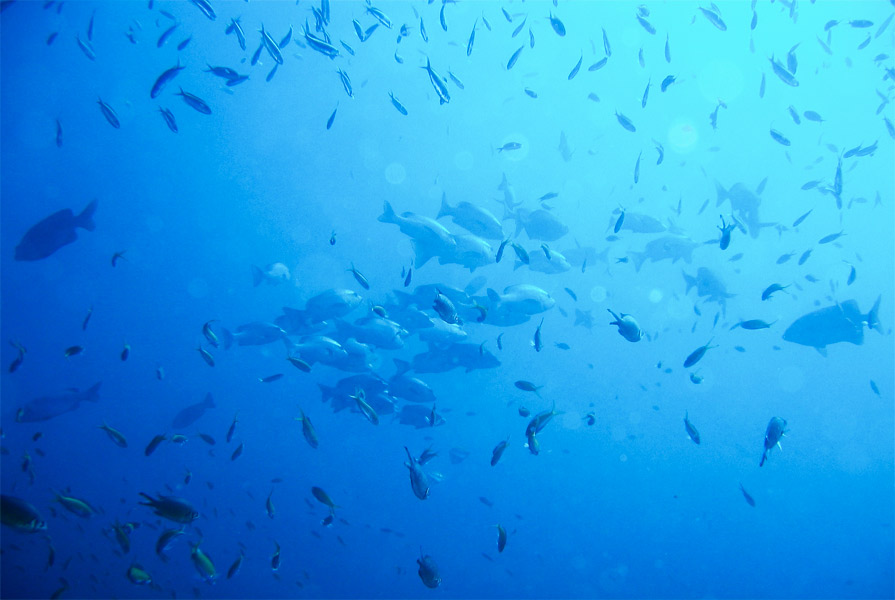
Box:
[759, 416, 787, 467]
[15, 200, 97, 261]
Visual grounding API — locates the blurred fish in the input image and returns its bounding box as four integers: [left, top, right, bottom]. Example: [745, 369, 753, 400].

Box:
[0, 495, 46, 532]
[783, 297, 881, 355]
[296, 409, 319, 448]
[139, 493, 199, 523]
[739, 483, 755, 507]
[759, 417, 787, 467]
[16, 383, 100, 422]
[683, 339, 717, 368]
[417, 550, 441, 588]
[404, 446, 430, 499]
[99, 422, 128, 448]
[15, 200, 97, 261]
[171, 393, 215, 430]
[683, 411, 700, 444]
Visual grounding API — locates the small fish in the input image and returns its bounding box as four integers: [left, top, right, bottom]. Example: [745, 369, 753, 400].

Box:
[403, 265, 412, 287]
[295, 409, 319, 448]
[490, 438, 509, 466]
[64, 345, 84, 358]
[615, 111, 636, 132]
[157, 23, 177, 48]
[231, 442, 244, 461]
[737, 319, 776, 330]
[466, 20, 476, 56]
[197, 433, 216, 445]
[496, 333, 504, 351]
[421, 57, 450, 104]
[739, 483, 755, 507]
[176, 88, 211, 115]
[54, 119, 63, 147]
[518, 406, 530, 417]
[769, 129, 791, 146]
[197, 346, 215, 367]
[531, 318, 544, 352]
[636, 14, 656, 34]
[158, 108, 178, 133]
[699, 6, 727, 31]
[496, 524, 507, 552]
[641, 80, 650, 108]
[564, 287, 578, 302]
[660, 75, 676, 92]
[818, 230, 845, 244]
[514, 380, 542, 395]
[497, 142, 522, 153]
[177, 36, 191, 51]
[791, 209, 812, 227]
[155, 528, 185, 562]
[846, 263, 856, 286]
[583, 412, 596, 425]
[568, 54, 582, 80]
[227, 552, 244, 579]
[8, 341, 25, 373]
[683, 338, 716, 368]
[798, 249, 811, 265]
[259, 374, 283, 383]
[271, 541, 281, 570]
[189, 0, 216, 20]
[389, 92, 408, 115]
[76, 35, 96, 61]
[511, 243, 529, 265]
[82, 306, 93, 330]
[120, 343, 130, 361]
[549, 12, 565, 36]
[683, 411, 700, 444]
[144, 433, 166, 457]
[325, 108, 337, 130]
[870, 380, 880, 396]
[287, 356, 311, 372]
[602, 27, 611, 56]
[97, 98, 120, 128]
[506, 45, 524, 70]
[803, 110, 824, 122]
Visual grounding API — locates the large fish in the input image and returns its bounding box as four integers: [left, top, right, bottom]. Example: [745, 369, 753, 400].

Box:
[436, 194, 503, 240]
[683, 267, 735, 314]
[15, 200, 97, 260]
[509, 208, 569, 242]
[715, 181, 774, 239]
[630, 235, 700, 271]
[378, 202, 455, 267]
[16, 382, 101, 422]
[222, 322, 286, 348]
[171, 393, 215, 430]
[782, 297, 882, 356]
[436, 234, 493, 272]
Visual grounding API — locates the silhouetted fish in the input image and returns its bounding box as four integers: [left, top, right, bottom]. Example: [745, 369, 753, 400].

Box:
[171, 393, 215, 430]
[15, 201, 97, 261]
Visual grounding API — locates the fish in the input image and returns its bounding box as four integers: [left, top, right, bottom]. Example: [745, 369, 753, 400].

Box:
[347, 262, 370, 290]
[769, 129, 791, 146]
[684, 411, 700, 444]
[718, 216, 735, 250]
[270, 542, 281, 570]
[155, 527, 185, 561]
[417, 550, 441, 588]
[531, 318, 544, 351]
[144, 433, 166, 456]
[792, 210, 812, 227]
[421, 58, 450, 104]
[15, 199, 98, 262]
[660, 75, 676, 92]
[683, 339, 717, 368]
[782, 297, 882, 356]
[568, 54, 582, 80]
[490, 439, 509, 466]
[171, 393, 215, 429]
[251, 262, 290, 286]
[496, 524, 507, 552]
[99, 421, 128, 447]
[75, 34, 96, 61]
[296, 409, 319, 448]
[735, 319, 776, 330]
[17, 382, 101, 422]
[467, 20, 476, 56]
[818, 230, 845, 245]
[191, 541, 217, 582]
[739, 483, 755, 507]
[231, 442, 243, 460]
[189, 0, 216, 20]
[759, 417, 787, 467]
[54, 490, 96, 518]
[157, 23, 177, 48]
[1, 495, 47, 532]
[404, 447, 430, 500]
[177, 88, 211, 114]
[177, 36, 191, 50]
[699, 6, 727, 30]
[514, 380, 542, 395]
[549, 12, 565, 36]
[227, 552, 244, 579]
[761, 283, 789, 301]
[158, 107, 178, 132]
[683, 268, 734, 314]
[615, 111, 636, 132]
[337, 69, 352, 97]
[630, 235, 699, 271]
[507, 45, 524, 70]
[97, 98, 120, 128]
[607, 309, 642, 342]
[139, 493, 199, 523]
[389, 91, 408, 115]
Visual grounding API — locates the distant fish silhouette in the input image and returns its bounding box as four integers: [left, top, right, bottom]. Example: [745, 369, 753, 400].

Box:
[782, 296, 882, 356]
[16, 383, 101, 422]
[15, 200, 97, 261]
[171, 393, 215, 430]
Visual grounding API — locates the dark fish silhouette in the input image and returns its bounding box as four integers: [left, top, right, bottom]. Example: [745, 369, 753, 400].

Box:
[782, 297, 882, 356]
[15, 200, 97, 261]
[171, 393, 215, 430]
[17, 383, 101, 422]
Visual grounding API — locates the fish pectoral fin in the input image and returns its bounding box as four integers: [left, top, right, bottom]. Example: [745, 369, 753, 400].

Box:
[815, 346, 828, 357]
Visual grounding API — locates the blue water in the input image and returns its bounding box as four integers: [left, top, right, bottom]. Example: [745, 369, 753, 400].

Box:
[2, 0, 894, 598]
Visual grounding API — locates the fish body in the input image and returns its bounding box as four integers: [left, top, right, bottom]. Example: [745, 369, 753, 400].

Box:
[607, 309, 642, 342]
[782, 297, 881, 355]
[177, 88, 211, 114]
[191, 541, 217, 582]
[507, 45, 524, 70]
[139, 493, 198, 523]
[684, 338, 716, 368]
[490, 439, 509, 466]
[417, 551, 441, 588]
[15, 200, 97, 261]
[159, 107, 178, 132]
[171, 393, 215, 429]
[155, 527, 185, 562]
[759, 417, 787, 466]
[296, 409, 319, 448]
[684, 411, 700, 444]
[496, 524, 507, 552]
[151, 63, 184, 98]
[405, 446, 430, 499]
[740, 483, 755, 506]
[0, 495, 46, 532]
[17, 382, 101, 422]
[144, 434, 166, 456]
[422, 58, 450, 104]
[99, 422, 128, 447]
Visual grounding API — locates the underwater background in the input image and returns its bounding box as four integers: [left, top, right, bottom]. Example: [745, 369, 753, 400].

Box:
[1, 0, 894, 598]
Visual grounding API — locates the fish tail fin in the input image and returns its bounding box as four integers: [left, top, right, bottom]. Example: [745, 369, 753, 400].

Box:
[204, 393, 215, 408]
[410, 240, 435, 268]
[221, 328, 234, 350]
[251, 265, 265, 287]
[378, 201, 397, 224]
[630, 251, 647, 272]
[867, 294, 883, 332]
[76, 200, 98, 232]
[436, 193, 451, 219]
[714, 180, 728, 206]
[682, 270, 696, 293]
[393, 358, 411, 376]
[85, 382, 102, 402]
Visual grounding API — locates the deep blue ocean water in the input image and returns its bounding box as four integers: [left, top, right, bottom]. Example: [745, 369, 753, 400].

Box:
[2, 0, 894, 598]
